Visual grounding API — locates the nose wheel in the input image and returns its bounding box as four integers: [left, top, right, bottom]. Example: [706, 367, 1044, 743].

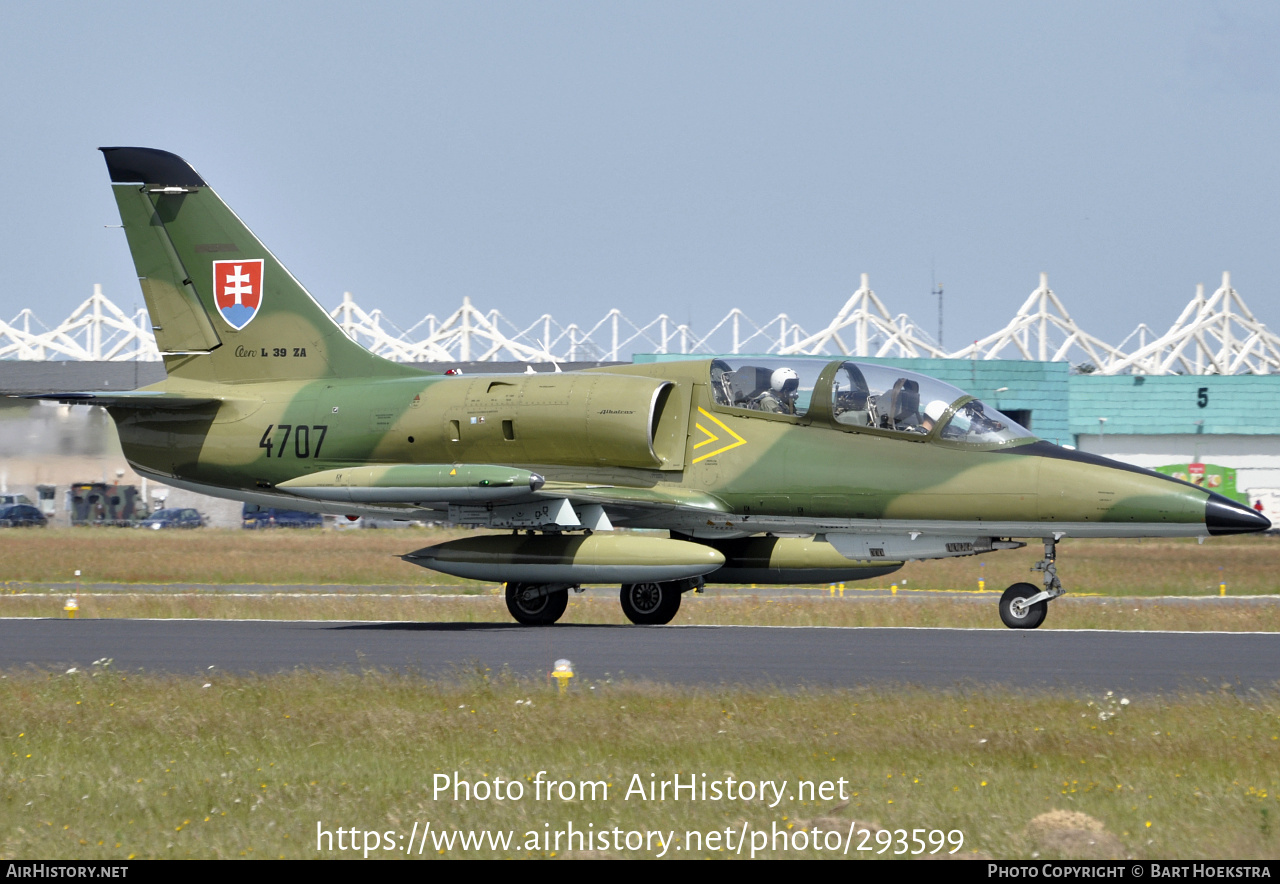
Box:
[998, 536, 1066, 629]
[999, 582, 1047, 629]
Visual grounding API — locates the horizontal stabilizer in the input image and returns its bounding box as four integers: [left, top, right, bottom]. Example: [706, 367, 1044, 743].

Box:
[17, 391, 219, 409]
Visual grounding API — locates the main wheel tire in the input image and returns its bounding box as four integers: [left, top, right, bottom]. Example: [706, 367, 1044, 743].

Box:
[619, 581, 683, 625]
[999, 582, 1047, 629]
[505, 583, 569, 626]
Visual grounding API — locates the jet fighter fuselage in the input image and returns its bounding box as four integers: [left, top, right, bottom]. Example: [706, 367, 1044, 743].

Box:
[56, 147, 1268, 629]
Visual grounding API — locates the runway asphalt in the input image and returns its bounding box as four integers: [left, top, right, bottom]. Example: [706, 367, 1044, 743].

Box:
[1, 618, 1277, 693]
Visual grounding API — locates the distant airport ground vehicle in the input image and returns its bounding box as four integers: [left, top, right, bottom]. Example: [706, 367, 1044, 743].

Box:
[0, 504, 47, 528]
[138, 507, 205, 530]
[69, 482, 144, 526]
[242, 505, 324, 529]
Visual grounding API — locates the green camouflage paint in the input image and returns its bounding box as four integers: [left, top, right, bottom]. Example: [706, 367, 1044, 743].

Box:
[71, 148, 1268, 624]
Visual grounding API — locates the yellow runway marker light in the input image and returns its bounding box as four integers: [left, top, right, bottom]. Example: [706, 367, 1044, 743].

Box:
[552, 659, 574, 694]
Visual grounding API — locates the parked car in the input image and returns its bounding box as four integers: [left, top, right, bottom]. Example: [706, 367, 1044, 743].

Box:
[0, 504, 47, 527]
[138, 507, 205, 530]
[242, 505, 323, 529]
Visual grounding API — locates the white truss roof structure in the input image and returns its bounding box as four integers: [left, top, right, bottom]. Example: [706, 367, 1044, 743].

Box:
[0, 285, 159, 361]
[3, 272, 1278, 375]
[330, 290, 446, 361]
[331, 292, 555, 362]
[1105, 272, 1280, 376]
[337, 294, 811, 362]
[949, 273, 1126, 369]
[778, 274, 946, 358]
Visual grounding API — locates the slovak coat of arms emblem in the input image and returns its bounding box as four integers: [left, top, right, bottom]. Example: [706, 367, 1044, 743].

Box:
[212, 259, 264, 330]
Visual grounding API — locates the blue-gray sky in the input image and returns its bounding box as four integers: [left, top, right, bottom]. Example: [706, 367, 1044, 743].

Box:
[2, 1, 1277, 354]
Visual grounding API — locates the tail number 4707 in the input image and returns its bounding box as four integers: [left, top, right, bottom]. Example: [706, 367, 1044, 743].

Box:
[258, 424, 328, 458]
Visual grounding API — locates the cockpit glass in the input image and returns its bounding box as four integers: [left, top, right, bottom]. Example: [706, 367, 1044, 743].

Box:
[830, 362, 1035, 445]
[709, 358, 823, 417]
[937, 399, 1034, 445]
[707, 359, 1038, 446]
[831, 362, 967, 436]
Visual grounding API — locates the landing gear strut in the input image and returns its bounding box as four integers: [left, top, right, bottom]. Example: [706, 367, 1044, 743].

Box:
[999, 535, 1066, 630]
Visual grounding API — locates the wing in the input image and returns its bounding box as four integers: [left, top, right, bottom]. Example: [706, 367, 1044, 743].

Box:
[275, 464, 729, 526]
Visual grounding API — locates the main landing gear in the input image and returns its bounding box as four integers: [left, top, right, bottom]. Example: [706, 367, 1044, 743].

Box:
[503, 578, 702, 626]
[505, 583, 572, 625]
[619, 577, 701, 625]
[999, 536, 1066, 630]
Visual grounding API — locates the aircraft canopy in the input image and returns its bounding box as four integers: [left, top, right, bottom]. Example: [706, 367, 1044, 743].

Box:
[707, 357, 1036, 447]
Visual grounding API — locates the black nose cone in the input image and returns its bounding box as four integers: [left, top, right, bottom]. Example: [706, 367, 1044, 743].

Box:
[1206, 493, 1272, 535]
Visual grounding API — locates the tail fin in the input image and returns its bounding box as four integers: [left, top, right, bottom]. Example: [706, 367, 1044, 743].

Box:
[100, 147, 423, 384]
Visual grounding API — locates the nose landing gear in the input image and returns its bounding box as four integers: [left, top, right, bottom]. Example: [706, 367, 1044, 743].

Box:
[999, 535, 1066, 629]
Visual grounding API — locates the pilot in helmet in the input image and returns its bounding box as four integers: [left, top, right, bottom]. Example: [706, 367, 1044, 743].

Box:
[922, 399, 950, 432]
[756, 367, 800, 415]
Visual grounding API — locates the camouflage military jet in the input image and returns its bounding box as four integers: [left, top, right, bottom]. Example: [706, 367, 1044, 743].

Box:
[47, 147, 1270, 628]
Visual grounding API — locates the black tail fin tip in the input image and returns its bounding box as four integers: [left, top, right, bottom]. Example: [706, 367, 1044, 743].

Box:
[99, 147, 205, 187]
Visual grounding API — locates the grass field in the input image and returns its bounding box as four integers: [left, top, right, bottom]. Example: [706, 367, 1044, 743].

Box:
[0, 527, 1275, 595]
[2, 669, 1277, 860]
[3, 533, 1278, 861]
[1, 528, 1276, 631]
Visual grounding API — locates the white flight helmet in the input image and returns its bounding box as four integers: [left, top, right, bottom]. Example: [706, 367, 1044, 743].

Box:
[771, 367, 799, 396]
[925, 400, 950, 423]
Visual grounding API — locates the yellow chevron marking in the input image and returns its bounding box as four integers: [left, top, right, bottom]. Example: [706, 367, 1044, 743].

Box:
[691, 407, 747, 463]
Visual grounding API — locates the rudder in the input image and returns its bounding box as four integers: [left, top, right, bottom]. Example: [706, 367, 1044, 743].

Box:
[100, 147, 422, 384]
